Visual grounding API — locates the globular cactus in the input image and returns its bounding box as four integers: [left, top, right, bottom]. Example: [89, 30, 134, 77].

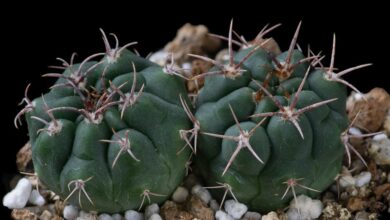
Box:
[14, 30, 192, 213]
[191, 21, 371, 212]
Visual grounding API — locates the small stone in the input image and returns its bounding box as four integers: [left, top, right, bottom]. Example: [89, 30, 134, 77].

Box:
[209, 199, 220, 212]
[339, 208, 351, 220]
[186, 195, 214, 220]
[368, 134, 390, 165]
[11, 208, 37, 220]
[355, 171, 372, 187]
[2, 178, 32, 209]
[339, 174, 356, 188]
[215, 210, 233, 220]
[16, 142, 32, 172]
[164, 23, 221, 64]
[63, 205, 79, 220]
[99, 213, 112, 220]
[347, 88, 390, 132]
[145, 203, 159, 219]
[39, 210, 52, 220]
[248, 37, 281, 55]
[28, 189, 45, 206]
[77, 211, 98, 220]
[374, 183, 390, 199]
[242, 211, 262, 220]
[148, 213, 162, 220]
[355, 211, 370, 220]
[349, 127, 363, 135]
[287, 195, 323, 220]
[347, 197, 365, 212]
[111, 214, 122, 220]
[224, 199, 247, 219]
[384, 111, 390, 136]
[79, 210, 88, 218]
[191, 184, 211, 204]
[261, 211, 279, 220]
[149, 50, 169, 66]
[125, 210, 143, 220]
[160, 201, 193, 220]
[172, 186, 189, 203]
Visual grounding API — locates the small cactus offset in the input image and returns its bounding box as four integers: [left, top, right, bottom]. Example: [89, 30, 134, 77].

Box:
[192, 21, 371, 212]
[14, 30, 192, 213]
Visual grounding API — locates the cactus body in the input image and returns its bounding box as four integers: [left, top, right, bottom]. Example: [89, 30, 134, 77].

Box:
[22, 33, 191, 213]
[194, 23, 351, 212]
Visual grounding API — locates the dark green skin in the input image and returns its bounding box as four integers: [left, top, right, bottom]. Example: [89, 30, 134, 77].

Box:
[195, 47, 348, 212]
[29, 49, 192, 213]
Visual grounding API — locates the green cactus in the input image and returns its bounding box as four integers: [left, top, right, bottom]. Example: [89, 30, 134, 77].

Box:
[14, 30, 192, 213]
[192, 21, 371, 212]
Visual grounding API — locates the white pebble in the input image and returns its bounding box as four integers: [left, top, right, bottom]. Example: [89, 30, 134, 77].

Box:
[145, 203, 159, 219]
[369, 134, 390, 165]
[261, 212, 279, 220]
[339, 175, 356, 188]
[149, 51, 169, 66]
[148, 213, 162, 220]
[2, 178, 32, 209]
[79, 210, 88, 218]
[373, 133, 388, 141]
[99, 213, 112, 220]
[191, 184, 211, 204]
[172, 186, 189, 203]
[181, 63, 192, 75]
[111, 214, 122, 220]
[77, 211, 97, 220]
[215, 210, 234, 220]
[354, 93, 364, 100]
[243, 211, 262, 220]
[287, 195, 323, 220]
[209, 199, 220, 212]
[224, 199, 248, 219]
[63, 205, 79, 220]
[355, 171, 372, 187]
[125, 210, 143, 220]
[28, 189, 45, 206]
[355, 211, 369, 220]
[349, 127, 362, 135]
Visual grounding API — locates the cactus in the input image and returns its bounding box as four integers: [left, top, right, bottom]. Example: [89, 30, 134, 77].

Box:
[191, 21, 371, 212]
[14, 30, 192, 213]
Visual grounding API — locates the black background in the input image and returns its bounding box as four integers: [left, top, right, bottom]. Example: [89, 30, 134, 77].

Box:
[1, 3, 389, 219]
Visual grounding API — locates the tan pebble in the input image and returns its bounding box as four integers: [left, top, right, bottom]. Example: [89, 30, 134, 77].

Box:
[39, 210, 52, 220]
[186, 59, 211, 93]
[160, 200, 194, 220]
[248, 37, 281, 55]
[186, 196, 214, 220]
[339, 208, 351, 220]
[384, 112, 390, 136]
[11, 209, 37, 220]
[16, 142, 32, 172]
[347, 197, 366, 212]
[374, 183, 390, 200]
[368, 213, 378, 220]
[164, 23, 221, 64]
[347, 88, 390, 132]
[261, 211, 279, 220]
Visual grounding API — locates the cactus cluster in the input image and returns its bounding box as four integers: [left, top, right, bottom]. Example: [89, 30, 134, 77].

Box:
[15, 22, 371, 213]
[15, 30, 192, 213]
